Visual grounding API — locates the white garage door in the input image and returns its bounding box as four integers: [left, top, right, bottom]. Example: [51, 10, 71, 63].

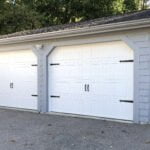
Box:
[48, 41, 133, 120]
[0, 50, 37, 110]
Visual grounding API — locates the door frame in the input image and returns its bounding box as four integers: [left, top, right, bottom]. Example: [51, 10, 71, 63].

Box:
[32, 33, 146, 123]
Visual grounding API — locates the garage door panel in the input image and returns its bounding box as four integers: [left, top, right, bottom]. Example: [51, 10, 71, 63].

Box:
[49, 62, 83, 83]
[5, 98, 37, 110]
[88, 94, 133, 120]
[13, 83, 36, 96]
[0, 50, 37, 110]
[50, 82, 70, 94]
[90, 83, 119, 96]
[11, 50, 37, 110]
[119, 103, 133, 120]
[51, 47, 83, 61]
[50, 83, 83, 96]
[91, 67, 120, 82]
[51, 93, 83, 114]
[49, 41, 133, 120]
[0, 54, 12, 107]
[50, 69, 83, 81]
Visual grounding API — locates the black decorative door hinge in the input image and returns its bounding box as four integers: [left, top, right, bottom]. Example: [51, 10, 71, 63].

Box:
[50, 95, 60, 98]
[31, 64, 38, 66]
[50, 63, 60, 66]
[31, 94, 38, 97]
[119, 60, 134, 63]
[120, 100, 134, 103]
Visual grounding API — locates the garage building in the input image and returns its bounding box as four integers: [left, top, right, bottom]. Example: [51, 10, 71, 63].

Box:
[0, 10, 150, 124]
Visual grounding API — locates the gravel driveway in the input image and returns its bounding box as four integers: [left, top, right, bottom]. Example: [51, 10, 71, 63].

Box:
[0, 108, 150, 150]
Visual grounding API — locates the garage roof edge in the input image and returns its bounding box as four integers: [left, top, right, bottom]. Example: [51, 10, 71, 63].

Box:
[0, 18, 150, 45]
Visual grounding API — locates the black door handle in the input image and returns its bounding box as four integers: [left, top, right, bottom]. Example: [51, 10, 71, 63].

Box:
[87, 84, 90, 92]
[10, 82, 14, 89]
[84, 84, 87, 91]
[84, 84, 90, 92]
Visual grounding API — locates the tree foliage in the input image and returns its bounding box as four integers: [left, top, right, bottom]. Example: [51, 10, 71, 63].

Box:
[0, 0, 149, 35]
[123, 0, 137, 12]
[0, 0, 42, 34]
[136, 0, 149, 9]
[35, 0, 116, 25]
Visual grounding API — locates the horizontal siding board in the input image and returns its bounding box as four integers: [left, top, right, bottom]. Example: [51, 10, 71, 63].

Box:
[139, 47, 150, 50]
[139, 83, 150, 89]
[129, 34, 149, 42]
[138, 49, 150, 55]
[139, 55, 150, 62]
[139, 88, 150, 92]
[139, 63, 150, 70]
[134, 41, 150, 49]
[139, 117, 149, 123]
[139, 75, 150, 77]
[139, 103, 150, 110]
[139, 69, 150, 75]
[139, 96, 150, 103]
[139, 81, 150, 84]
[139, 109, 149, 116]
[139, 76, 150, 82]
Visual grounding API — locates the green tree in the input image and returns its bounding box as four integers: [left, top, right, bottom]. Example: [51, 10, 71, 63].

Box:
[123, 0, 137, 12]
[0, 0, 148, 35]
[35, 0, 115, 26]
[81, 0, 115, 20]
[0, 0, 42, 34]
[136, 0, 149, 9]
[113, 0, 124, 14]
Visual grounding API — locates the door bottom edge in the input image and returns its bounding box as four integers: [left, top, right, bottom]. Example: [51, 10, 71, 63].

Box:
[46, 111, 133, 124]
[0, 106, 39, 113]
